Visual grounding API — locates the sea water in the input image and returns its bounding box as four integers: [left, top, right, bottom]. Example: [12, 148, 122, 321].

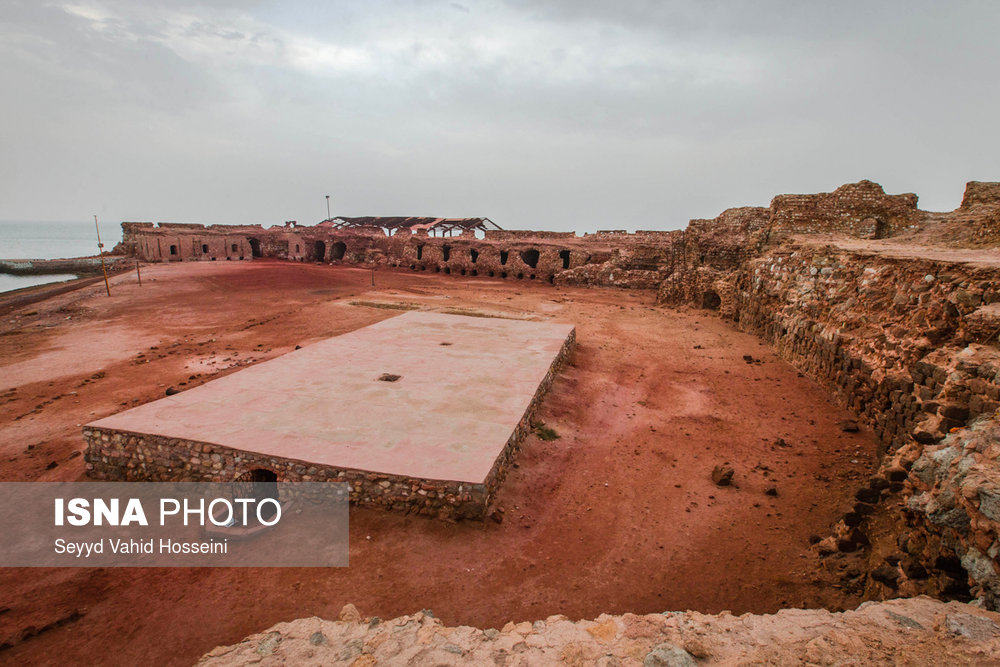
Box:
[0, 220, 122, 294]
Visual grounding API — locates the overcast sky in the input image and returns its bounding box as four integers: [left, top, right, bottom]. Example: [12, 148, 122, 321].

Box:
[1, 1, 998, 232]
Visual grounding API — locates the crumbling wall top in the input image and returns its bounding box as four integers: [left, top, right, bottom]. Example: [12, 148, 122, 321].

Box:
[769, 180, 920, 238]
[485, 230, 578, 240]
[961, 182, 1000, 210]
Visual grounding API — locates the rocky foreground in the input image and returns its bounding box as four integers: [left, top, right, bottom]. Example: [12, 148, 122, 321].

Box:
[200, 597, 1000, 666]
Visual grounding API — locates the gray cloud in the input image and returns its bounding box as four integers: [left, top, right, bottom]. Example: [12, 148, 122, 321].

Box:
[0, 0, 997, 232]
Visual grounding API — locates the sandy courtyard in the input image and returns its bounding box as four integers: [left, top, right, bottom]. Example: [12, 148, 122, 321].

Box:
[0, 260, 879, 665]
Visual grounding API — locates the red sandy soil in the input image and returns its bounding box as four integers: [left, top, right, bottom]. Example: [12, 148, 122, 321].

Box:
[0, 261, 880, 665]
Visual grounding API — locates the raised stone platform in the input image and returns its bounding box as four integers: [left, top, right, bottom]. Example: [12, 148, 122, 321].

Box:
[84, 312, 575, 519]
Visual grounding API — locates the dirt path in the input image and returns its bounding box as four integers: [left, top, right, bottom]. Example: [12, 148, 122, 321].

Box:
[0, 261, 879, 665]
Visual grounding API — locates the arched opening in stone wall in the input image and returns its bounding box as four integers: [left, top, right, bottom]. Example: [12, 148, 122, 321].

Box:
[169, 245, 178, 256]
[233, 468, 279, 522]
[874, 219, 889, 239]
[559, 250, 571, 269]
[237, 468, 277, 483]
[860, 217, 890, 240]
[500, 250, 509, 265]
[702, 290, 722, 310]
[442, 245, 452, 261]
[470, 248, 479, 263]
[248, 238, 262, 258]
[521, 249, 540, 268]
[417, 245, 424, 260]
[331, 242, 347, 260]
[201, 244, 209, 253]
[314, 241, 326, 262]
[231, 243, 238, 253]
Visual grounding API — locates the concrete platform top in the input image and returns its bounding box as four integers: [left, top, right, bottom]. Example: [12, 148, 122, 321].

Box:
[89, 312, 575, 484]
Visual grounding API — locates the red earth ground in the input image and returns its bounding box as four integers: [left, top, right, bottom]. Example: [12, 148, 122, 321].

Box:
[0, 260, 880, 665]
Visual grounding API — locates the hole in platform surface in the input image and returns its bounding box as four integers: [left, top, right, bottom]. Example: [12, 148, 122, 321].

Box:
[377, 373, 402, 382]
[440, 342, 452, 346]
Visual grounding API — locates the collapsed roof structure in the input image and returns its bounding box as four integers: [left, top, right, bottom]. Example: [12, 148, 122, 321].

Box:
[319, 216, 502, 236]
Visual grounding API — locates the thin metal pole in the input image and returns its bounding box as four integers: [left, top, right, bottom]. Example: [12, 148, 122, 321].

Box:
[94, 215, 111, 296]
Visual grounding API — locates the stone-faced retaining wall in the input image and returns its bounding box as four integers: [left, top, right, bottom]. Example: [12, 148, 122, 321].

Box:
[725, 246, 1000, 450]
[84, 328, 575, 520]
[664, 242, 1000, 607]
[84, 428, 489, 519]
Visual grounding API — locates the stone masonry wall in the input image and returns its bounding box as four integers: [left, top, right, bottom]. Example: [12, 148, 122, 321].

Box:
[726, 246, 1000, 448]
[119, 181, 994, 295]
[957, 182, 1000, 246]
[768, 180, 920, 238]
[84, 327, 575, 520]
[83, 428, 488, 520]
[121, 222, 679, 291]
[663, 243, 1000, 607]
[896, 416, 1000, 609]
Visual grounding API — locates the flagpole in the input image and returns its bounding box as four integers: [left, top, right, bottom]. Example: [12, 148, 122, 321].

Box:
[94, 215, 111, 296]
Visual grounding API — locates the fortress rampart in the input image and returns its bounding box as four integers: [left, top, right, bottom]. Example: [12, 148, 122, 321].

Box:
[116, 180, 1000, 608]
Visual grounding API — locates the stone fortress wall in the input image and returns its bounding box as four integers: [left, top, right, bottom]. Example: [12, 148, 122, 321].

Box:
[116, 180, 1000, 609]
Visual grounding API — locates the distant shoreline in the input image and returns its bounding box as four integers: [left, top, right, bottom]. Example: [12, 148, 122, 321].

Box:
[0, 274, 105, 314]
